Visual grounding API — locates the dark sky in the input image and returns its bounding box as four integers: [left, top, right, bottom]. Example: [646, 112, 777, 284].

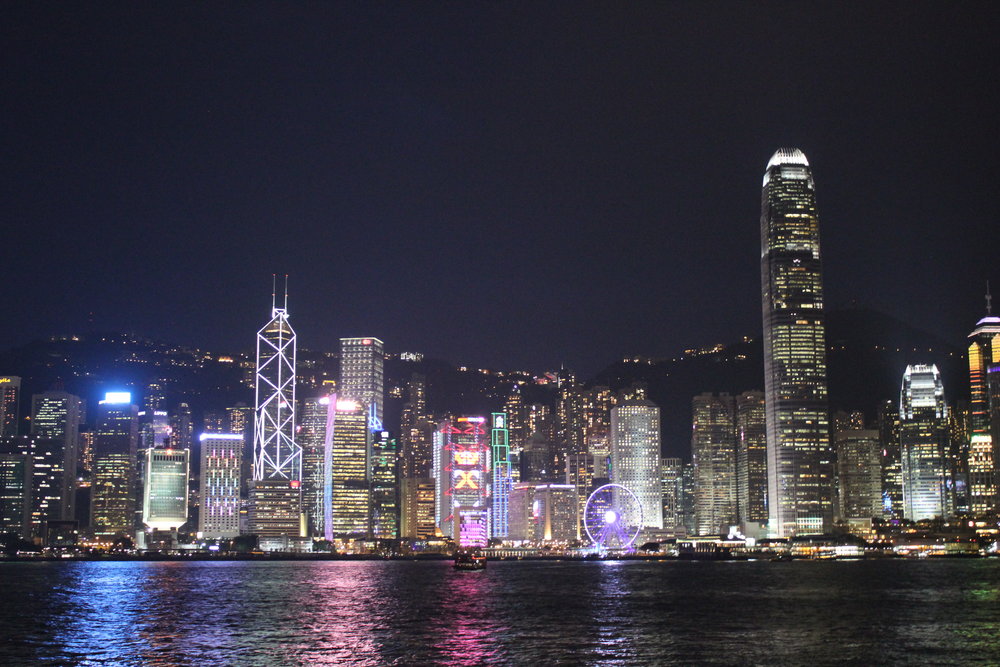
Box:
[4, 3, 998, 376]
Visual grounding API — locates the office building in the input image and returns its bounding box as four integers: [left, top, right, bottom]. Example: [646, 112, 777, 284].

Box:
[661, 457, 684, 537]
[199, 433, 243, 538]
[90, 392, 139, 539]
[339, 337, 385, 430]
[508, 482, 578, 542]
[30, 390, 82, 521]
[967, 304, 1000, 515]
[735, 391, 767, 526]
[249, 292, 302, 539]
[371, 431, 399, 539]
[0, 452, 31, 538]
[610, 400, 663, 530]
[299, 395, 331, 536]
[900, 365, 951, 521]
[490, 412, 513, 539]
[330, 399, 370, 537]
[400, 477, 437, 540]
[0, 376, 21, 436]
[878, 400, 903, 519]
[835, 429, 882, 521]
[691, 393, 737, 535]
[142, 447, 189, 532]
[760, 148, 833, 536]
[434, 417, 489, 539]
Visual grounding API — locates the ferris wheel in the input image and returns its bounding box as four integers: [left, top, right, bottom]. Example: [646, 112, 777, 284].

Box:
[583, 483, 643, 551]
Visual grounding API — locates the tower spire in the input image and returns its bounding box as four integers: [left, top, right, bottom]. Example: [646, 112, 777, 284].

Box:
[271, 273, 277, 312]
[284, 274, 289, 311]
[987, 280, 993, 316]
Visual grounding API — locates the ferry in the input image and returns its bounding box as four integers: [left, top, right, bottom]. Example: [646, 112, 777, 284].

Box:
[454, 548, 487, 570]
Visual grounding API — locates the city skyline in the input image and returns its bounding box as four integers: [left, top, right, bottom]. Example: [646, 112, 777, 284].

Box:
[3, 5, 998, 376]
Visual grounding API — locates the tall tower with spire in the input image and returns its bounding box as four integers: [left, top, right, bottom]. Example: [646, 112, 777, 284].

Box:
[249, 276, 304, 543]
[967, 282, 1000, 516]
[760, 148, 834, 537]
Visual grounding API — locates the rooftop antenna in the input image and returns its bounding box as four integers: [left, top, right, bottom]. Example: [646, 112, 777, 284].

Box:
[271, 273, 277, 311]
[987, 280, 993, 316]
[284, 274, 289, 311]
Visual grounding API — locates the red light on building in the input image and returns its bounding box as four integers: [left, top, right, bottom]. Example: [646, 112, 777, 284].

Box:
[289, 480, 300, 489]
[362, 339, 372, 345]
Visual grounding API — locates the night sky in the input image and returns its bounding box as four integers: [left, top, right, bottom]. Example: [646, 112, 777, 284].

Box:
[4, 4, 998, 375]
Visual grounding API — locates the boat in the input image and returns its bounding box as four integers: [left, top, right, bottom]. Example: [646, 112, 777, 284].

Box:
[454, 548, 487, 570]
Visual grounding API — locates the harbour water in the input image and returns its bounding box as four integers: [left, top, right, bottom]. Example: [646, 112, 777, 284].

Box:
[2, 559, 999, 665]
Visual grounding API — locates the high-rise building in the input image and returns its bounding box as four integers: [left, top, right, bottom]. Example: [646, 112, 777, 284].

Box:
[760, 148, 833, 537]
[400, 373, 432, 478]
[0, 376, 21, 437]
[142, 447, 189, 532]
[31, 391, 82, 521]
[610, 400, 663, 531]
[490, 412, 513, 539]
[691, 393, 737, 535]
[565, 451, 596, 539]
[0, 435, 71, 538]
[199, 433, 243, 538]
[661, 457, 684, 538]
[835, 429, 882, 521]
[339, 337, 385, 430]
[878, 400, 903, 519]
[90, 392, 139, 539]
[967, 304, 1000, 516]
[371, 431, 399, 539]
[400, 477, 437, 540]
[250, 291, 302, 539]
[330, 399, 370, 537]
[735, 391, 767, 526]
[900, 365, 951, 521]
[0, 451, 31, 538]
[299, 395, 330, 536]
[434, 417, 489, 539]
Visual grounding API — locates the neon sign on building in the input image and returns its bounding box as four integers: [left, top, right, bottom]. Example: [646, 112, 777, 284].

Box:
[438, 417, 489, 543]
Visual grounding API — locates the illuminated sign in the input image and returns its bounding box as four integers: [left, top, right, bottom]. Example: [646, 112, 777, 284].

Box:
[101, 392, 132, 404]
[199, 433, 245, 441]
[457, 416, 486, 423]
[290, 480, 300, 489]
[0, 378, 13, 384]
[493, 414, 505, 429]
[454, 450, 480, 466]
[336, 400, 360, 411]
[455, 471, 479, 490]
[362, 339, 372, 345]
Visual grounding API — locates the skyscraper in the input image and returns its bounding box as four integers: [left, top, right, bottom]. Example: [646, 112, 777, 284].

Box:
[30, 390, 82, 521]
[339, 337, 385, 430]
[735, 391, 767, 526]
[329, 398, 370, 537]
[250, 289, 302, 540]
[967, 300, 1000, 516]
[370, 431, 399, 539]
[835, 429, 882, 521]
[490, 412, 513, 539]
[691, 393, 737, 535]
[199, 433, 242, 538]
[0, 376, 21, 436]
[610, 400, 663, 531]
[299, 395, 330, 536]
[760, 148, 833, 537]
[900, 364, 951, 521]
[434, 417, 489, 540]
[142, 447, 189, 532]
[90, 392, 139, 539]
[661, 457, 684, 537]
[878, 399, 903, 519]
[0, 451, 31, 538]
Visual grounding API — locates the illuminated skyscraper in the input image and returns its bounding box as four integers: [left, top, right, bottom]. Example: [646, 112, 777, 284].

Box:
[0, 452, 31, 538]
[90, 393, 139, 538]
[610, 400, 663, 531]
[400, 477, 437, 540]
[31, 390, 82, 520]
[339, 337, 384, 430]
[878, 400, 903, 519]
[299, 395, 330, 536]
[490, 412, 512, 538]
[199, 433, 243, 538]
[691, 393, 737, 535]
[900, 364, 951, 521]
[661, 457, 684, 537]
[329, 399, 370, 537]
[142, 447, 189, 532]
[250, 287, 302, 539]
[434, 417, 489, 540]
[0, 435, 68, 537]
[735, 391, 767, 526]
[835, 429, 882, 521]
[0, 376, 21, 436]
[760, 148, 833, 537]
[371, 431, 399, 539]
[967, 298, 1000, 515]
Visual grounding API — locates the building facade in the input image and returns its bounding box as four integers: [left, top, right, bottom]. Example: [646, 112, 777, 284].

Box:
[900, 365, 951, 521]
[339, 337, 385, 430]
[610, 400, 663, 530]
[199, 433, 243, 538]
[760, 147, 833, 537]
[691, 393, 737, 535]
[735, 391, 767, 526]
